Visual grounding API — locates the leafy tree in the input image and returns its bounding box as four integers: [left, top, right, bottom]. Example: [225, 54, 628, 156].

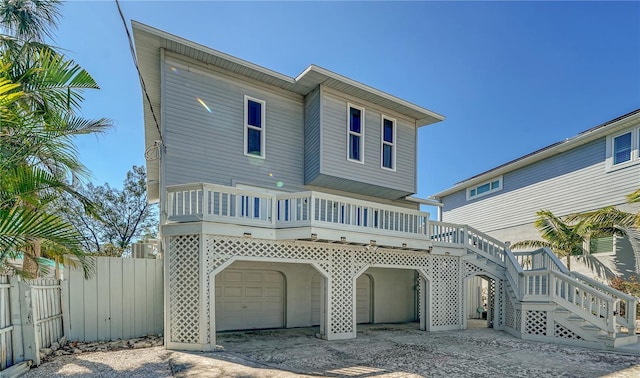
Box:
[511, 209, 589, 270]
[0, 0, 110, 277]
[57, 166, 158, 255]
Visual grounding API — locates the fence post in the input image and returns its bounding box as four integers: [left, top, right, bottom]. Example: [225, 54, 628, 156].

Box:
[15, 280, 36, 365]
[8, 276, 24, 365]
[61, 275, 71, 341]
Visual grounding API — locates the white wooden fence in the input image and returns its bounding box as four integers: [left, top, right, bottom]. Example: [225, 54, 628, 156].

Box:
[63, 257, 163, 342]
[0, 276, 64, 370]
[0, 256, 163, 373]
[0, 274, 12, 370]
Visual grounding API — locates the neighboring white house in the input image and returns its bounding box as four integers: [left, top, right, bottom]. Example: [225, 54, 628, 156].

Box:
[434, 109, 640, 282]
[132, 21, 639, 353]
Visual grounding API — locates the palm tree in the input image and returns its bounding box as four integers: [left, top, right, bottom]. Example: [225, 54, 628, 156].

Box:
[0, 0, 61, 42]
[0, 0, 110, 278]
[564, 189, 640, 277]
[511, 210, 588, 270]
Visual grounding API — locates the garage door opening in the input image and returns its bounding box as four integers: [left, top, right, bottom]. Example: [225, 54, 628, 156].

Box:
[355, 268, 419, 330]
[215, 269, 285, 332]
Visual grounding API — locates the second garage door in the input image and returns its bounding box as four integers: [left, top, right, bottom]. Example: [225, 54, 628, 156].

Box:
[215, 269, 284, 331]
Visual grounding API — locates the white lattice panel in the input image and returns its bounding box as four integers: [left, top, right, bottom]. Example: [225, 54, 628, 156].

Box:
[554, 322, 582, 339]
[515, 309, 522, 332]
[169, 235, 200, 344]
[463, 261, 484, 277]
[496, 280, 504, 328]
[505, 294, 514, 329]
[525, 310, 546, 336]
[330, 249, 355, 334]
[488, 279, 495, 325]
[431, 256, 460, 327]
[363, 248, 431, 269]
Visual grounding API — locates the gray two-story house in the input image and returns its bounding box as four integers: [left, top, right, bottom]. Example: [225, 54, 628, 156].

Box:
[434, 110, 640, 282]
[133, 21, 638, 353]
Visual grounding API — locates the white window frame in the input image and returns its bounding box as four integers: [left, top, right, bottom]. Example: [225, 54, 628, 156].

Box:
[347, 103, 365, 164]
[605, 128, 640, 172]
[380, 115, 396, 171]
[466, 176, 503, 201]
[243, 95, 266, 159]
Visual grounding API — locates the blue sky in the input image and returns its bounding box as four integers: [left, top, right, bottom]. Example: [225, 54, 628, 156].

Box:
[56, 1, 640, 201]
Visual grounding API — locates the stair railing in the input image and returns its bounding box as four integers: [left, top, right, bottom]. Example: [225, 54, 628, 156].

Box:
[512, 248, 568, 273]
[506, 246, 635, 335]
[504, 246, 524, 299]
[569, 271, 637, 335]
[464, 226, 507, 265]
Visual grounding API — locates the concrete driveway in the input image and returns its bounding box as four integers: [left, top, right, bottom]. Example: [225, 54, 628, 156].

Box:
[22, 323, 640, 377]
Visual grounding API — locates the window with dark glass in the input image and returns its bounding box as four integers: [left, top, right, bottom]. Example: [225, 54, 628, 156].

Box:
[381, 117, 395, 170]
[467, 177, 503, 200]
[244, 96, 265, 158]
[348, 105, 364, 162]
[613, 132, 632, 165]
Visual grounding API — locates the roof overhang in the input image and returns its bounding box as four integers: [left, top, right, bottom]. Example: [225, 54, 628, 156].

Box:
[132, 21, 445, 202]
[433, 109, 640, 199]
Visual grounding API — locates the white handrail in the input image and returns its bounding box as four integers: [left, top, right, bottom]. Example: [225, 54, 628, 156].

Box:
[166, 183, 431, 237]
[570, 271, 637, 333]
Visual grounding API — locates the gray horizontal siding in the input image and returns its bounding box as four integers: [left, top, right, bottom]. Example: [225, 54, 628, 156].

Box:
[314, 90, 415, 198]
[441, 137, 640, 233]
[304, 87, 321, 184]
[163, 62, 305, 191]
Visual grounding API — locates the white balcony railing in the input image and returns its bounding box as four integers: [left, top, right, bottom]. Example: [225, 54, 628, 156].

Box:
[166, 183, 430, 240]
[165, 183, 515, 258]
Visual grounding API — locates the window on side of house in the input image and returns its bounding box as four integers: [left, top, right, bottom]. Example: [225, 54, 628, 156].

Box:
[466, 176, 503, 200]
[381, 115, 396, 170]
[607, 128, 640, 171]
[589, 236, 614, 254]
[244, 95, 266, 158]
[347, 104, 364, 163]
[613, 132, 632, 165]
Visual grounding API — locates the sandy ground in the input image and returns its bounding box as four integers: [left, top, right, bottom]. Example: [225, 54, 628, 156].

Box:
[21, 323, 640, 377]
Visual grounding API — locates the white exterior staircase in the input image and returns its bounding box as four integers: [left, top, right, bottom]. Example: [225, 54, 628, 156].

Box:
[482, 235, 638, 352]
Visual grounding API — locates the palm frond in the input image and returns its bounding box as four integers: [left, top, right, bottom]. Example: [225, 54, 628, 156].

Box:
[510, 239, 552, 250]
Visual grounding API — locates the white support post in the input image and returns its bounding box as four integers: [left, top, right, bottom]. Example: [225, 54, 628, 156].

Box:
[198, 233, 207, 347]
[9, 276, 24, 364]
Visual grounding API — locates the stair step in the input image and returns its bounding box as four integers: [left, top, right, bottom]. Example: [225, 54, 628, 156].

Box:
[581, 324, 600, 331]
[555, 307, 570, 313]
[567, 316, 583, 322]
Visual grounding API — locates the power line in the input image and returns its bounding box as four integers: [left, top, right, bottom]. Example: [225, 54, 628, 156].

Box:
[114, 0, 163, 147]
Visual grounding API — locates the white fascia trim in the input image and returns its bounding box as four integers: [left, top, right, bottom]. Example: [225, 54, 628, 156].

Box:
[405, 196, 443, 207]
[132, 21, 295, 85]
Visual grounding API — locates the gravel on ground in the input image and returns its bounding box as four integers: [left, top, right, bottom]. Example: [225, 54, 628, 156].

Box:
[19, 323, 640, 378]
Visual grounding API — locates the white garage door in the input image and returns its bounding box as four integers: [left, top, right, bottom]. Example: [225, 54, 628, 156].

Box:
[356, 274, 371, 324]
[215, 269, 284, 331]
